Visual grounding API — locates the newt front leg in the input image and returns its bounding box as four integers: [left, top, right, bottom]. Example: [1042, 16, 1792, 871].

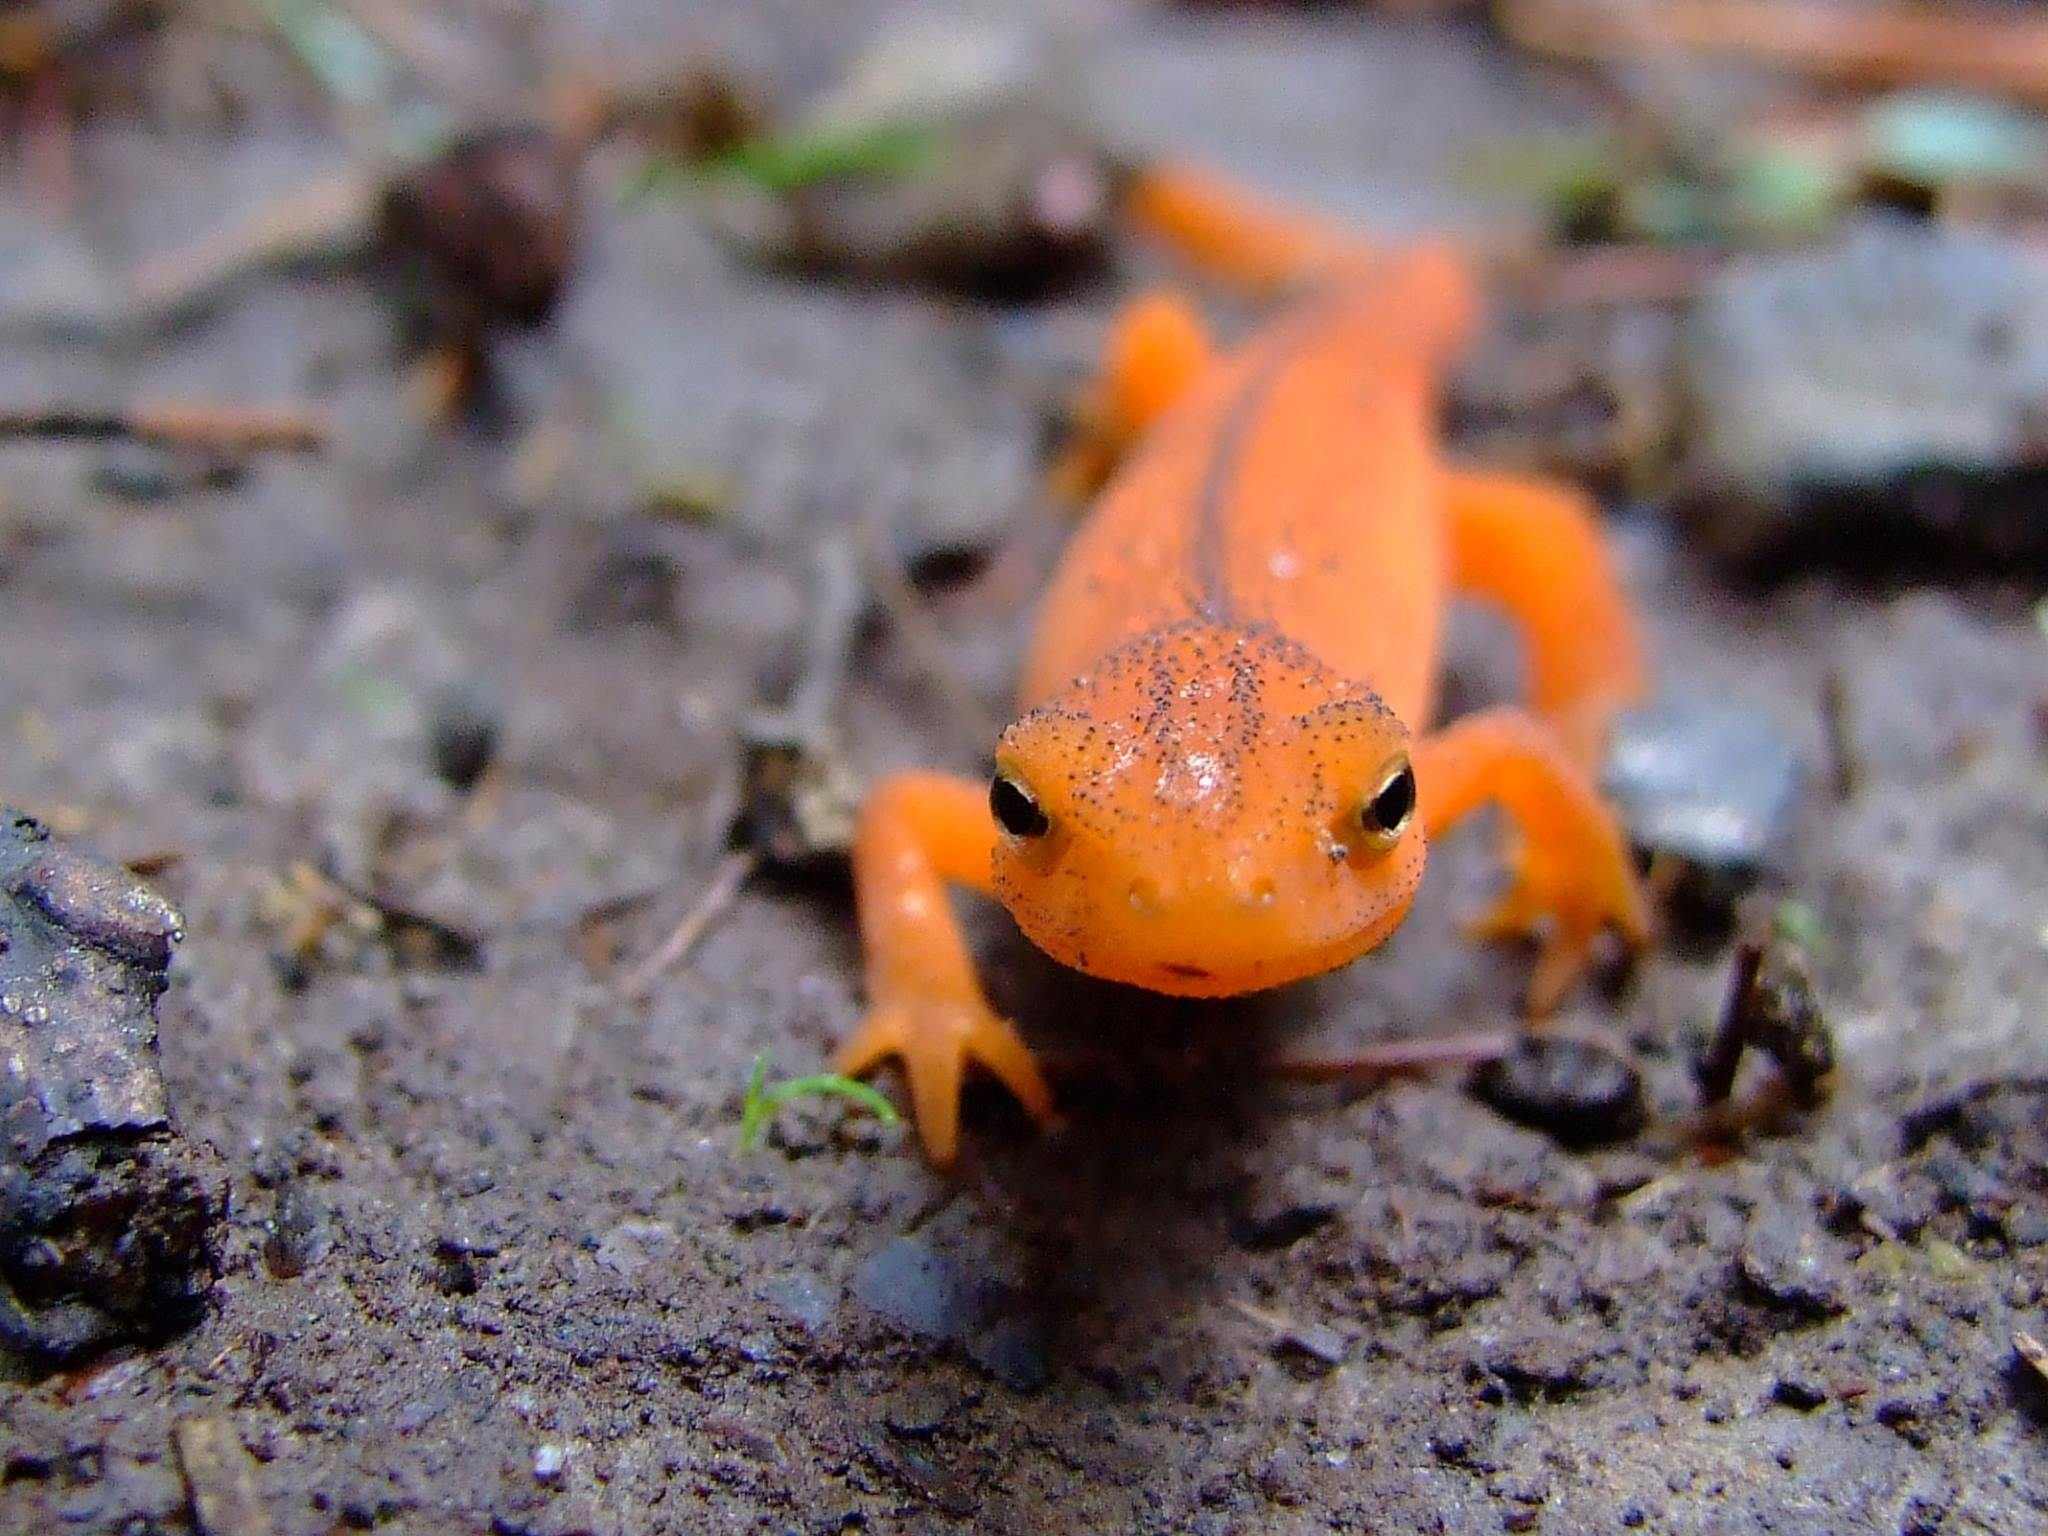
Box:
[832, 772, 1056, 1165]
[1415, 706, 1650, 1015]
[1444, 467, 1648, 772]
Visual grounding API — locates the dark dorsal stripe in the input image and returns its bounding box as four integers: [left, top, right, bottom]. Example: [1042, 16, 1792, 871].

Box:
[1186, 286, 1359, 624]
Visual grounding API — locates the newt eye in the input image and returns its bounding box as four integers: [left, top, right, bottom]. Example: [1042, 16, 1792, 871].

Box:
[1355, 754, 1415, 853]
[990, 773, 1051, 840]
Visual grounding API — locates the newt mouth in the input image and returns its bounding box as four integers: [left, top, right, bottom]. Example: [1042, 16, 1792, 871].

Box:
[1159, 962, 1213, 981]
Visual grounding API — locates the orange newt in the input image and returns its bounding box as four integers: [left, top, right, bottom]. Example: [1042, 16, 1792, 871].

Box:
[835, 166, 1650, 1164]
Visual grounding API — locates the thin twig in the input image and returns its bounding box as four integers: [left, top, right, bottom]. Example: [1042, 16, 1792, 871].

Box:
[1698, 939, 1766, 1105]
[1819, 669, 1858, 802]
[1503, 0, 2048, 107]
[1507, 241, 1727, 312]
[122, 168, 378, 329]
[0, 402, 329, 453]
[2017, 1331, 2048, 1385]
[1265, 1030, 1517, 1083]
[618, 848, 758, 1000]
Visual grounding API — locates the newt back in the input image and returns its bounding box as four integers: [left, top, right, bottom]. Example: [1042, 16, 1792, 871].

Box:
[1017, 246, 1476, 729]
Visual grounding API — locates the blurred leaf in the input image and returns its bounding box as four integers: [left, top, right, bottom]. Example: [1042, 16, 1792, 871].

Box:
[1623, 173, 1718, 245]
[626, 120, 941, 204]
[261, 0, 397, 114]
[259, 0, 451, 156]
[1865, 91, 2045, 189]
[1728, 144, 1846, 239]
[1457, 133, 1629, 201]
[1772, 899, 1826, 952]
[332, 666, 413, 724]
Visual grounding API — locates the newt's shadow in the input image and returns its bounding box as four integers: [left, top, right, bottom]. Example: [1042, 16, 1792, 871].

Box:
[957, 932, 1299, 1382]
[914, 844, 1519, 1394]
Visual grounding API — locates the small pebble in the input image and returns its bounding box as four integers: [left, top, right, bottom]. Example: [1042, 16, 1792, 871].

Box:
[761, 1270, 835, 1333]
[1772, 1375, 1827, 1411]
[1229, 1169, 1341, 1251]
[1738, 1214, 1850, 1318]
[852, 1236, 972, 1346]
[532, 1443, 566, 1484]
[1470, 1034, 1645, 1147]
[1253, 1449, 1303, 1505]
[262, 1182, 329, 1280]
[1, 812, 224, 1368]
[428, 682, 501, 792]
[567, 532, 682, 632]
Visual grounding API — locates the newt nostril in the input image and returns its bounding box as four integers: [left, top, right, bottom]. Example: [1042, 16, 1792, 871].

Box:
[1229, 870, 1278, 909]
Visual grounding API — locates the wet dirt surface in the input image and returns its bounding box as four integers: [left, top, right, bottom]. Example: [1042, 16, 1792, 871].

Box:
[2, 4, 2046, 1533]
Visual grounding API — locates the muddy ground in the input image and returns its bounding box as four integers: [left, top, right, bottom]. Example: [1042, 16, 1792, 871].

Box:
[2, 3, 2045, 1533]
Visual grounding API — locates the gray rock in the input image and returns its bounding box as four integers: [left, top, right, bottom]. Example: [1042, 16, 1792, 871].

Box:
[0, 810, 183, 1157]
[851, 1234, 1052, 1390]
[853, 1235, 973, 1345]
[1679, 218, 2048, 572]
[1737, 1213, 1850, 1319]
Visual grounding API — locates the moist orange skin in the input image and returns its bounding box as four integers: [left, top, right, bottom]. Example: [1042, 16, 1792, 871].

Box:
[835, 166, 1651, 1165]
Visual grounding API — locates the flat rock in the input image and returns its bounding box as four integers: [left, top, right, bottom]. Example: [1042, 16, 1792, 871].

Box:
[1679, 217, 2048, 572]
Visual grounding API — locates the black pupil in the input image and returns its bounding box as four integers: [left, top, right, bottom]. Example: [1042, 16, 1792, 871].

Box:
[990, 776, 1050, 838]
[1365, 766, 1415, 833]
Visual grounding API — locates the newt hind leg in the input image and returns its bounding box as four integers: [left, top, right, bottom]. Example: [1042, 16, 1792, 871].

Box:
[833, 772, 1055, 1165]
[1443, 468, 1648, 772]
[1049, 290, 1213, 503]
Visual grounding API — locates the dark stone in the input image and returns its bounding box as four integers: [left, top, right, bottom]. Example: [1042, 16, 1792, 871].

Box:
[1602, 701, 1803, 924]
[967, 1315, 1050, 1394]
[424, 1238, 486, 1297]
[428, 682, 501, 792]
[0, 810, 225, 1369]
[1875, 1397, 1936, 1449]
[0, 1135, 226, 1366]
[852, 1235, 1054, 1390]
[567, 531, 683, 633]
[1465, 1322, 1616, 1403]
[1772, 1375, 1828, 1411]
[1470, 1034, 1645, 1147]
[1229, 1170, 1341, 1251]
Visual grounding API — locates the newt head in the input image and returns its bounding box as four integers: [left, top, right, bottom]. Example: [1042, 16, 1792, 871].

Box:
[988, 621, 1424, 998]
